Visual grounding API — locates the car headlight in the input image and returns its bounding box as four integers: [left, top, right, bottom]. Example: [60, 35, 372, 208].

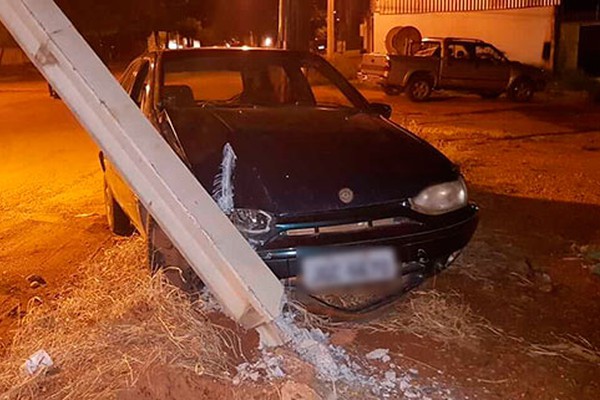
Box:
[410, 178, 468, 216]
[229, 209, 274, 235]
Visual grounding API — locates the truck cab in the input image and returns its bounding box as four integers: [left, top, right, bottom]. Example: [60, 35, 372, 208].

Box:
[360, 37, 547, 102]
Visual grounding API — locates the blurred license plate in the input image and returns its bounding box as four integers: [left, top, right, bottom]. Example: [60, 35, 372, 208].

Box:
[301, 247, 397, 290]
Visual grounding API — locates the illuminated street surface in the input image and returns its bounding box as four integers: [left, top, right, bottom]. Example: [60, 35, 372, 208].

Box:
[1, 73, 600, 398]
[0, 79, 109, 327]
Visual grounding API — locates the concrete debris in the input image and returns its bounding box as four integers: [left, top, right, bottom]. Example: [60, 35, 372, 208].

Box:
[216, 292, 454, 397]
[197, 286, 223, 313]
[366, 348, 391, 363]
[23, 349, 53, 376]
[233, 352, 285, 385]
[271, 311, 453, 398]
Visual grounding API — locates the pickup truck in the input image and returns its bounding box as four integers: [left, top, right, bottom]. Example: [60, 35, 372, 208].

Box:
[359, 37, 548, 102]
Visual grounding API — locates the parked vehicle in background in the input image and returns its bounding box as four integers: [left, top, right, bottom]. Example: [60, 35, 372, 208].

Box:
[360, 37, 548, 102]
[101, 48, 478, 311]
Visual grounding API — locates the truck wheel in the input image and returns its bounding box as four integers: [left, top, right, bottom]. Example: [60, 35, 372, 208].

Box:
[383, 85, 401, 96]
[104, 178, 134, 236]
[146, 216, 204, 292]
[508, 79, 535, 102]
[406, 76, 432, 102]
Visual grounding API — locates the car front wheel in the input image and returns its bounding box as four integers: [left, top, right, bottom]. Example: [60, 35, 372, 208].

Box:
[508, 79, 535, 102]
[406, 76, 433, 102]
[146, 216, 204, 292]
[104, 179, 134, 236]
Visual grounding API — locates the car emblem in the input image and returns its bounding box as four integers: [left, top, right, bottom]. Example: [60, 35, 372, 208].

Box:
[338, 188, 354, 204]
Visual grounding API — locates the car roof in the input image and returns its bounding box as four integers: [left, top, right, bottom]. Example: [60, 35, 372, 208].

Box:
[424, 37, 486, 43]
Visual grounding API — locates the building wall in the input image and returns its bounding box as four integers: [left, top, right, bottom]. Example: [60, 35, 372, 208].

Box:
[373, 6, 556, 67]
[558, 22, 581, 71]
[375, 0, 561, 14]
[558, 21, 600, 75]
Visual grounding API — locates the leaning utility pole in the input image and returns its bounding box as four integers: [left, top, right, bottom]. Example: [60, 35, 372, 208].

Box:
[0, 0, 286, 347]
[327, 0, 335, 58]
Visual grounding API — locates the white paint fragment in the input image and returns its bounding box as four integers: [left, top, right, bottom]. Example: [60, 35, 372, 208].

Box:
[366, 348, 391, 363]
[212, 143, 237, 214]
[23, 349, 53, 375]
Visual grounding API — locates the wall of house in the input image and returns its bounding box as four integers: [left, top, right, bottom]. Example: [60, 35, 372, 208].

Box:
[373, 6, 556, 68]
[558, 22, 581, 72]
[558, 21, 600, 75]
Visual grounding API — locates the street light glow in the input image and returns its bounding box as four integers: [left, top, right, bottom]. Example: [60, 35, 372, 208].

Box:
[263, 36, 273, 47]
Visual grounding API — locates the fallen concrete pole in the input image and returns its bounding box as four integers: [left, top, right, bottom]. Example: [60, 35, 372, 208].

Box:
[0, 0, 285, 346]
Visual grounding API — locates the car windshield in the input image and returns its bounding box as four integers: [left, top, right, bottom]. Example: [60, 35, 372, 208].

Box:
[160, 50, 366, 110]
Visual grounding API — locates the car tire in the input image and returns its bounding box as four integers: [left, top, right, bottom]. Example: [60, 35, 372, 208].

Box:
[508, 78, 535, 102]
[146, 216, 204, 292]
[104, 179, 134, 236]
[480, 91, 502, 100]
[406, 76, 433, 102]
[383, 85, 401, 96]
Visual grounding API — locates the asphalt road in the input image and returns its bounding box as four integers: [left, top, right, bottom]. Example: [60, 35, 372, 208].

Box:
[0, 81, 110, 340]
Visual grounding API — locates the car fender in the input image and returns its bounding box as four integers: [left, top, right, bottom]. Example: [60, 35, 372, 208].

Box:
[507, 73, 532, 90]
[404, 70, 436, 88]
[100, 152, 146, 234]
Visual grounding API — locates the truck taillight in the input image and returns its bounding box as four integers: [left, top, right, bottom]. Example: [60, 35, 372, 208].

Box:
[384, 58, 390, 77]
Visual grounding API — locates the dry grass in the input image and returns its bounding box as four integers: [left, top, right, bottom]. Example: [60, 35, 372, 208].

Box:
[362, 290, 500, 347]
[288, 288, 500, 348]
[0, 238, 240, 400]
[529, 334, 600, 364]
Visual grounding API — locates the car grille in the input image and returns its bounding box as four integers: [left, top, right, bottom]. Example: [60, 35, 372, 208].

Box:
[283, 216, 422, 237]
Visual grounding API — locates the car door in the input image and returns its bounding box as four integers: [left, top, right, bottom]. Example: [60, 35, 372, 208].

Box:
[472, 43, 511, 92]
[439, 41, 479, 89]
[104, 59, 151, 233]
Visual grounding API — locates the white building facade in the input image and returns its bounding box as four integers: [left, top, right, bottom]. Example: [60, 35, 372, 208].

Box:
[369, 0, 562, 68]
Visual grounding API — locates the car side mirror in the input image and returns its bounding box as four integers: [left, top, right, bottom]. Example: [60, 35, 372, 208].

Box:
[369, 102, 392, 119]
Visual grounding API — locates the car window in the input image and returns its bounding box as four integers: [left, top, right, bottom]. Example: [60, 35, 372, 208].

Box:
[131, 61, 150, 107]
[167, 70, 243, 101]
[448, 43, 473, 61]
[475, 45, 505, 63]
[120, 60, 141, 93]
[303, 65, 353, 108]
[160, 52, 367, 110]
[164, 59, 299, 106]
[414, 42, 441, 58]
[138, 66, 154, 111]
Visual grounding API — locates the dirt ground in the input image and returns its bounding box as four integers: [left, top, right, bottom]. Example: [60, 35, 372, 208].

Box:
[0, 77, 599, 399]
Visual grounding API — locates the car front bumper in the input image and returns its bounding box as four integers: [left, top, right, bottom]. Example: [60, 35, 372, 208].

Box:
[257, 205, 479, 279]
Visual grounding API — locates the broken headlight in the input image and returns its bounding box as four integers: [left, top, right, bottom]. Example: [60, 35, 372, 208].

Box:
[229, 209, 274, 235]
[410, 178, 468, 216]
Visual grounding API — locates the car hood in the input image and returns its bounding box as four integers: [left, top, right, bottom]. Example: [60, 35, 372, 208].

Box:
[168, 107, 458, 218]
[510, 61, 545, 75]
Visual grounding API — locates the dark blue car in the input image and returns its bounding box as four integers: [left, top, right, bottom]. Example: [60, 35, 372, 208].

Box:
[100, 48, 478, 310]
